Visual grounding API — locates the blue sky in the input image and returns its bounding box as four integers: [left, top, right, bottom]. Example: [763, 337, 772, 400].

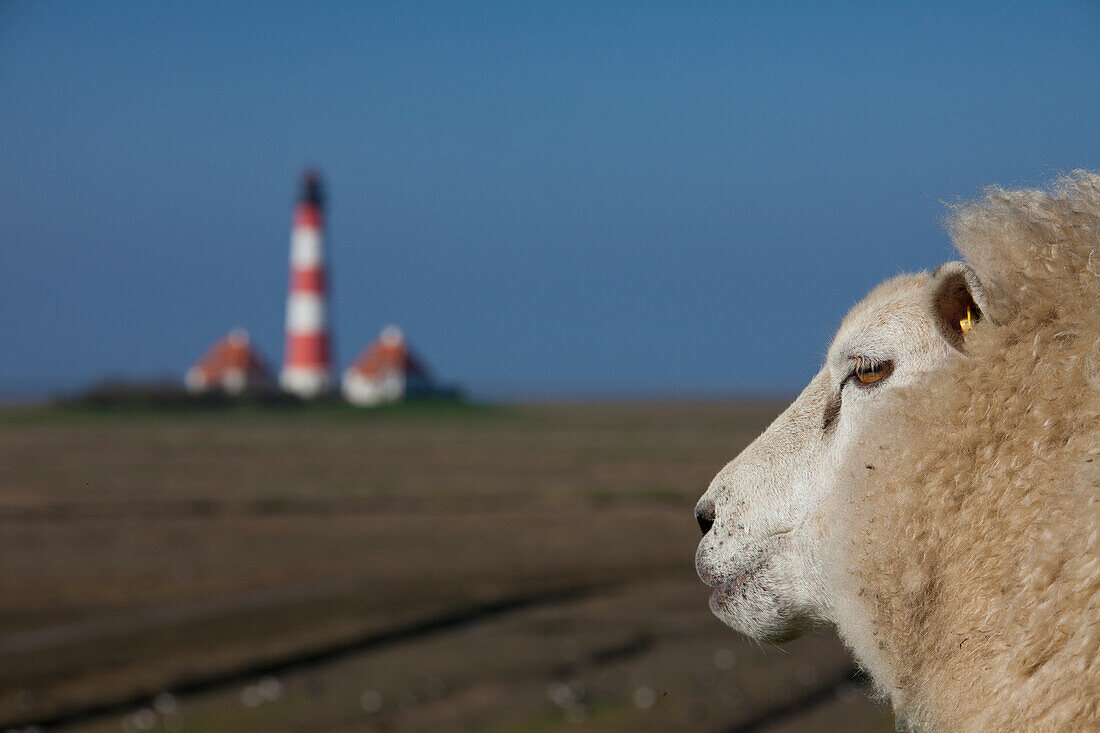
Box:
[1, 1, 1097, 398]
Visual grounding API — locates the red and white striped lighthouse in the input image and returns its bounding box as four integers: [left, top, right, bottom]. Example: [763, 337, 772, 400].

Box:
[280, 170, 332, 398]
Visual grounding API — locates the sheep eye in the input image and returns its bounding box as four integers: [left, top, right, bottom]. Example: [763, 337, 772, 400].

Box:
[854, 358, 893, 386]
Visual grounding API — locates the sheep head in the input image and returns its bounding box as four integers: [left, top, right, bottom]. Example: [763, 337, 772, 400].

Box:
[694, 265, 989, 643]
[696, 172, 1100, 730]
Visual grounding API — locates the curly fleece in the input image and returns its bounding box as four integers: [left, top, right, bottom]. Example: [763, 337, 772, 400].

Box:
[835, 171, 1100, 730]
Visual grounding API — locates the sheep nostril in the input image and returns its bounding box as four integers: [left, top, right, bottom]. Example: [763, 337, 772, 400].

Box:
[695, 501, 716, 535]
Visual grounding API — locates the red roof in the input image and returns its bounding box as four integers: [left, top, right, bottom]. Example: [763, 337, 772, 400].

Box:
[347, 326, 428, 380]
[190, 330, 272, 383]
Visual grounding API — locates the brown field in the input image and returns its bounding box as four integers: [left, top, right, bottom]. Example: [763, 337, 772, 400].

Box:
[0, 402, 894, 732]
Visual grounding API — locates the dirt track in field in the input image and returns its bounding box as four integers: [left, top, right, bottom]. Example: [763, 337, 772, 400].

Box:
[0, 402, 894, 732]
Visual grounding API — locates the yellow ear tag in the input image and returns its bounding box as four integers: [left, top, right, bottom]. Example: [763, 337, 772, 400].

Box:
[960, 307, 974, 333]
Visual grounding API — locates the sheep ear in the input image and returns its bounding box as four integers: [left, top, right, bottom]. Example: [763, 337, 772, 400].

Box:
[926, 262, 993, 351]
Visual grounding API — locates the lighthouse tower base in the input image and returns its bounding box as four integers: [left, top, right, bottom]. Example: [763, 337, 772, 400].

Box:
[280, 367, 330, 399]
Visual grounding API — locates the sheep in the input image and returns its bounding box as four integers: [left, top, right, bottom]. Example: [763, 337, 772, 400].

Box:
[694, 171, 1099, 730]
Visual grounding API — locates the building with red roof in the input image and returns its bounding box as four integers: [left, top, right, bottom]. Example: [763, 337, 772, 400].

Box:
[341, 326, 432, 406]
[184, 329, 273, 395]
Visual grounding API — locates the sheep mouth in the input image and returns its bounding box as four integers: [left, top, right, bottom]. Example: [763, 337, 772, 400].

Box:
[707, 555, 769, 610]
[698, 535, 791, 614]
[699, 540, 772, 587]
[698, 529, 788, 584]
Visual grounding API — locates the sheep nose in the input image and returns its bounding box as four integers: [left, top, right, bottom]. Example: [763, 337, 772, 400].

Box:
[695, 500, 716, 535]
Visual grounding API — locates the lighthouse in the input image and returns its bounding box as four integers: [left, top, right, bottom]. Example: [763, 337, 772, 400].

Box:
[280, 170, 333, 398]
